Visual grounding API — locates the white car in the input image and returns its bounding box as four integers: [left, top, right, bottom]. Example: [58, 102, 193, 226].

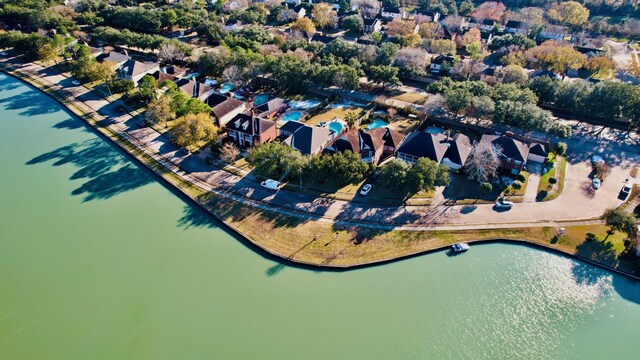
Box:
[592, 178, 601, 189]
[360, 184, 373, 196]
[260, 179, 281, 191]
[451, 243, 469, 253]
[0, 52, 8, 56]
[495, 199, 514, 209]
[71, 80, 81, 86]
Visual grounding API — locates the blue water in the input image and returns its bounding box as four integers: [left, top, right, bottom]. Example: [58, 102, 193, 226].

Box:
[366, 118, 388, 130]
[219, 83, 234, 94]
[289, 99, 322, 110]
[281, 110, 305, 123]
[254, 94, 270, 105]
[328, 121, 344, 135]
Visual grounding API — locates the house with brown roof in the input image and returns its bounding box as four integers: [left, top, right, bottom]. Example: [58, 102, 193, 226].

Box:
[206, 93, 248, 127]
[325, 127, 405, 164]
[226, 113, 277, 148]
[155, 66, 187, 83]
[479, 134, 547, 174]
[254, 98, 286, 119]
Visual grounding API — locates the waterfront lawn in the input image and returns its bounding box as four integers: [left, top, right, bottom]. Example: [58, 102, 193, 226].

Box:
[443, 174, 527, 204]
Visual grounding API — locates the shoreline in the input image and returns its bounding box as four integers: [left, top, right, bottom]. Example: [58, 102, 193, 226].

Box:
[2, 65, 639, 280]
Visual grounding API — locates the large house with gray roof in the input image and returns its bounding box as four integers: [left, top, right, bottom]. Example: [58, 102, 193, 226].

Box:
[280, 121, 332, 156]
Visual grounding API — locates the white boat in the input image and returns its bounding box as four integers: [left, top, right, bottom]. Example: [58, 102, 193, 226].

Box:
[451, 243, 470, 253]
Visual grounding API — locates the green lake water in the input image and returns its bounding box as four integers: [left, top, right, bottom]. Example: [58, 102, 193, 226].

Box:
[1, 74, 640, 359]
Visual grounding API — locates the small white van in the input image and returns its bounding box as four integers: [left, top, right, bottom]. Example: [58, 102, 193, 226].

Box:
[260, 179, 281, 191]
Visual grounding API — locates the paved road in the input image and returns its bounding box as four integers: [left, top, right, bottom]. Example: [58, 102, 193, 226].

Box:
[4, 57, 639, 230]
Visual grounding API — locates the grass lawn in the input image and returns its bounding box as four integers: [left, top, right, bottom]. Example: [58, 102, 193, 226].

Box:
[391, 92, 427, 104]
[442, 173, 527, 204]
[505, 171, 528, 197]
[537, 154, 566, 201]
[388, 116, 420, 135]
[306, 105, 364, 126]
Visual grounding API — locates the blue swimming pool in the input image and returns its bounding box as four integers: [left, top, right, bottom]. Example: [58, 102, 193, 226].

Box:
[366, 118, 388, 130]
[281, 110, 305, 123]
[328, 121, 344, 135]
[254, 94, 270, 105]
[219, 83, 234, 94]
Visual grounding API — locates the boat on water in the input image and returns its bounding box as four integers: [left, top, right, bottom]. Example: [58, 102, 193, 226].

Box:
[451, 243, 470, 253]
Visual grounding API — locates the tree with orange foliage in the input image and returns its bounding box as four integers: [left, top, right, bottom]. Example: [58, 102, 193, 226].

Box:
[471, 1, 506, 22]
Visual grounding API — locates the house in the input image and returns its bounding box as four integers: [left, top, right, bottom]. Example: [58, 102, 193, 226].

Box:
[223, 19, 245, 32]
[480, 31, 493, 46]
[117, 59, 160, 85]
[284, 0, 304, 4]
[479, 134, 547, 174]
[529, 69, 561, 80]
[96, 51, 129, 68]
[309, 33, 336, 44]
[415, 10, 440, 23]
[478, 19, 498, 32]
[539, 25, 568, 41]
[176, 78, 214, 101]
[504, 20, 526, 34]
[363, 17, 382, 34]
[442, 133, 472, 170]
[575, 39, 605, 58]
[155, 65, 187, 83]
[281, 122, 332, 155]
[207, 93, 248, 127]
[226, 113, 278, 148]
[381, 7, 406, 20]
[429, 54, 455, 74]
[324, 127, 404, 164]
[278, 120, 306, 140]
[396, 131, 449, 165]
[285, 3, 306, 19]
[253, 98, 286, 119]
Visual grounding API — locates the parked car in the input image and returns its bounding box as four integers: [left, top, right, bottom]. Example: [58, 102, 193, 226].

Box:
[495, 199, 514, 209]
[620, 181, 632, 199]
[360, 184, 373, 196]
[592, 178, 601, 189]
[451, 243, 469, 253]
[0, 51, 8, 56]
[591, 155, 605, 165]
[260, 179, 281, 191]
[71, 80, 81, 86]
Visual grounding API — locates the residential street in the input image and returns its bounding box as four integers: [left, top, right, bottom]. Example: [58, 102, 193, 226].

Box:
[4, 57, 639, 231]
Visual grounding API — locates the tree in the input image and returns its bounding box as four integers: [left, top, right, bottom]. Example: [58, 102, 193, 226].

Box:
[162, 9, 178, 29]
[312, 3, 338, 29]
[498, 64, 528, 86]
[368, 65, 400, 88]
[406, 158, 449, 194]
[371, 31, 383, 43]
[445, 87, 472, 115]
[138, 74, 158, 103]
[145, 95, 175, 128]
[479, 182, 493, 194]
[330, 151, 369, 187]
[219, 142, 240, 163]
[291, 17, 316, 35]
[465, 41, 482, 60]
[466, 96, 495, 121]
[344, 111, 359, 129]
[395, 48, 427, 76]
[281, 150, 311, 188]
[197, 47, 232, 77]
[457, 27, 480, 48]
[378, 158, 411, 192]
[430, 39, 456, 55]
[465, 142, 500, 183]
[247, 142, 299, 179]
[584, 56, 615, 77]
[109, 79, 134, 95]
[548, 1, 589, 28]
[525, 41, 586, 74]
[418, 22, 443, 40]
[375, 42, 399, 65]
[529, 76, 559, 103]
[342, 15, 364, 33]
[471, 1, 505, 21]
[601, 208, 637, 239]
[158, 42, 186, 64]
[170, 113, 218, 148]
[386, 18, 415, 37]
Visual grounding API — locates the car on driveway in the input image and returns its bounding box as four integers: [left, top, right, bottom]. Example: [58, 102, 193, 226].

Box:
[360, 184, 373, 196]
[494, 199, 514, 209]
[0, 52, 8, 56]
[620, 181, 632, 200]
[592, 178, 601, 189]
[71, 80, 81, 86]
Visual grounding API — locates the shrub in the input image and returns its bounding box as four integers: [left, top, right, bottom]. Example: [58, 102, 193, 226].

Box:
[516, 173, 526, 182]
[512, 181, 522, 190]
[479, 182, 493, 194]
[554, 142, 567, 156]
[549, 177, 557, 184]
[585, 232, 597, 242]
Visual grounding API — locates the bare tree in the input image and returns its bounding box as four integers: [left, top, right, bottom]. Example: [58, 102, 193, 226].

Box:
[222, 65, 245, 87]
[220, 142, 240, 163]
[395, 48, 427, 73]
[353, 0, 381, 19]
[441, 15, 466, 32]
[465, 142, 501, 183]
[158, 43, 186, 64]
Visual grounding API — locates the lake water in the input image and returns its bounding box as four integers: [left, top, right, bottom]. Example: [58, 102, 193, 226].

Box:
[1, 73, 640, 359]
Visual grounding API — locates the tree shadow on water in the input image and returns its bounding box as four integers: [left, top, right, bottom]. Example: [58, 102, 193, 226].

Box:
[0, 90, 60, 117]
[177, 203, 221, 230]
[53, 118, 86, 131]
[26, 138, 153, 201]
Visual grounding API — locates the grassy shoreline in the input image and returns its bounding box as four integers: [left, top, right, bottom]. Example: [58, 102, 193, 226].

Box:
[3, 65, 640, 279]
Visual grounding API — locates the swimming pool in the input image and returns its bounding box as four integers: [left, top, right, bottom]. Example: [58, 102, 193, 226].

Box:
[366, 118, 388, 130]
[281, 110, 305, 123]
[289, 99, 322, 110]
[219, 83, 234, 94]
[254, 94, 270, 105]
[328, 121, 344, 135]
